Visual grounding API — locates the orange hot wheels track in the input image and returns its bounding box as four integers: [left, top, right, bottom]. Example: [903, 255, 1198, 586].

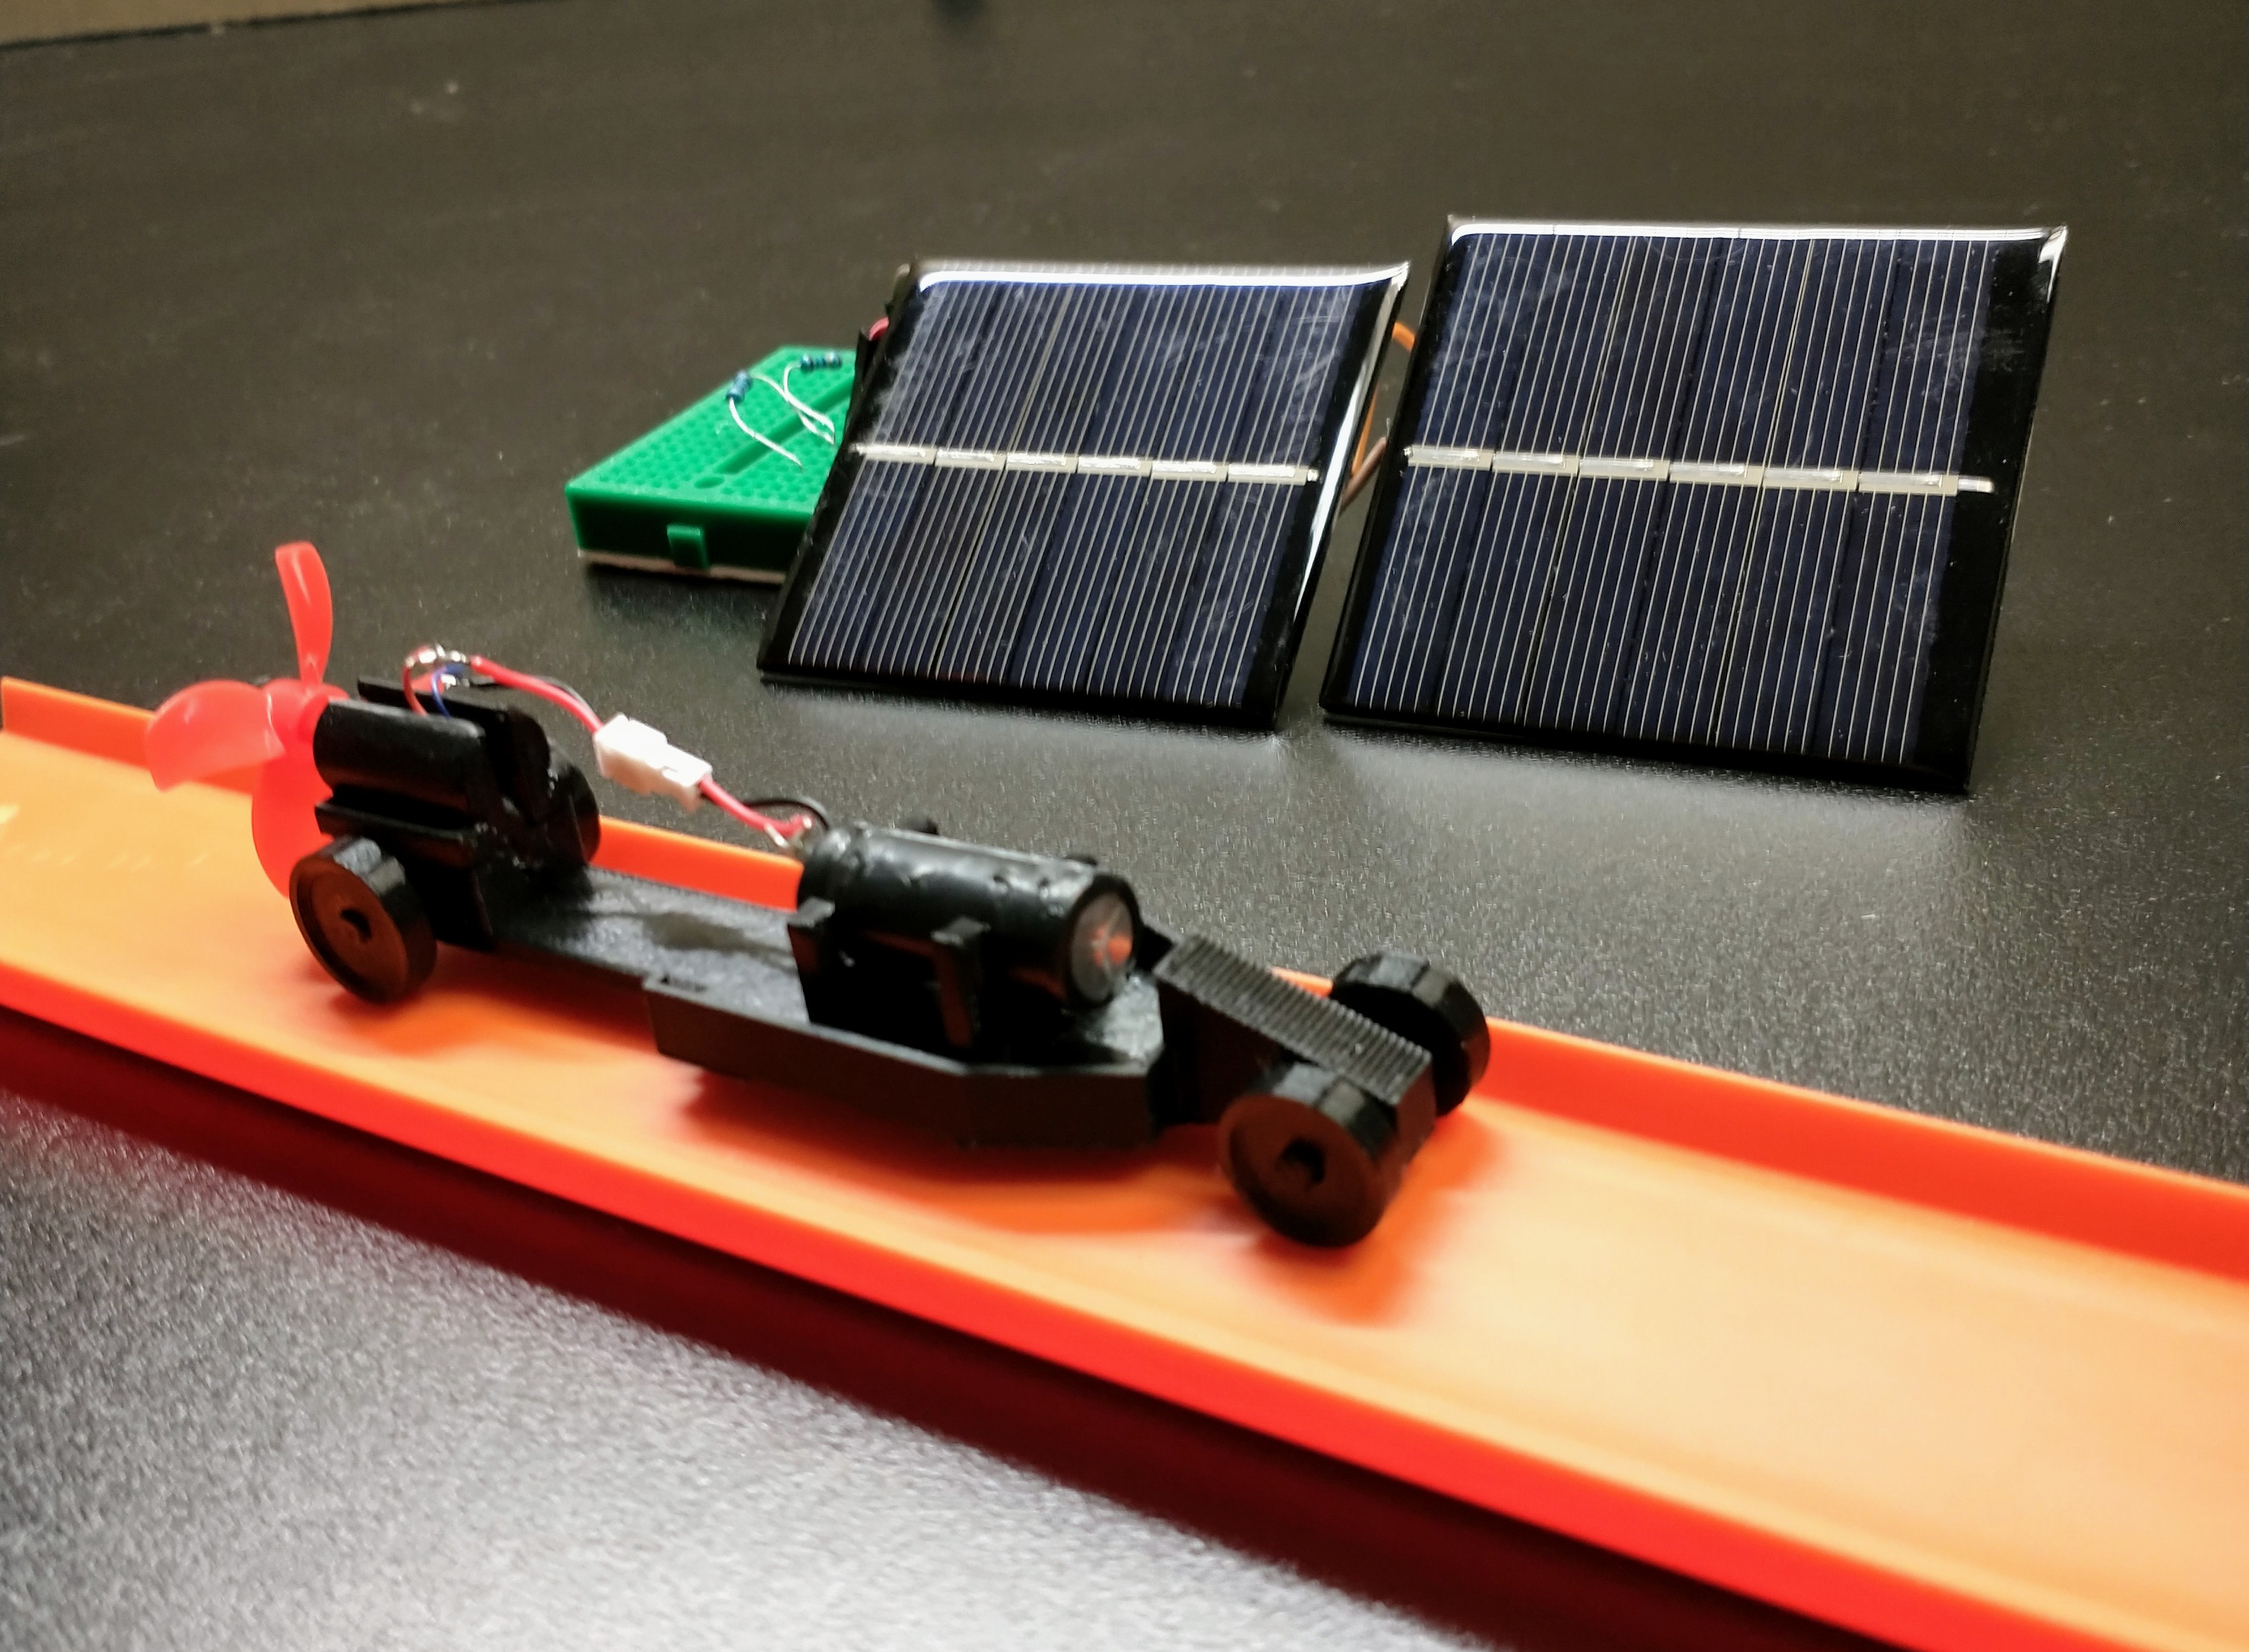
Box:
[1, 676, 2244, 1652]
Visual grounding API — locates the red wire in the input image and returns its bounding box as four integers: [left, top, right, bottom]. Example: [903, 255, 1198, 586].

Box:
[465, 655, 813, 845]
[466, 657, 602, 736]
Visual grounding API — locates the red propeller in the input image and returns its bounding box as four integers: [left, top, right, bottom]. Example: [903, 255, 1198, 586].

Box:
[146, 542, 346, 893]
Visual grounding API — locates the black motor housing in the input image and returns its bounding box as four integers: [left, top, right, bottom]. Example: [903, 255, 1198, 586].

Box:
[791, 824, 1143, 1057]
[307, 693, 598, 949]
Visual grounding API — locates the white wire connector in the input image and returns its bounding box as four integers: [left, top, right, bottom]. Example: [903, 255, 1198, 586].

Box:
[593, 715, 713, 811]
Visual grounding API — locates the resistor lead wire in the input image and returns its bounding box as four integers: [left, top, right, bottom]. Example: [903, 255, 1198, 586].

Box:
[755, 364, 838, 446]
[725, 372, 806, 468]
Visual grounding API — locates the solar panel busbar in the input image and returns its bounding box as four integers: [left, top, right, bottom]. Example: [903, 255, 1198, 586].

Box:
[1323, 220, 2064, 788]
[760, 260, 1408, 726]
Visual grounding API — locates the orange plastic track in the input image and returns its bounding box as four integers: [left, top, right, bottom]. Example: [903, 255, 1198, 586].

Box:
[2, 676, 2244, 1652]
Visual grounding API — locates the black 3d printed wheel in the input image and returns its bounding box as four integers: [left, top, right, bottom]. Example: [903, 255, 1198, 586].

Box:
[1218, 1061, 1398, 1247]
[290, 836, 436, 1003]
[1328, 953, 1491, 1115]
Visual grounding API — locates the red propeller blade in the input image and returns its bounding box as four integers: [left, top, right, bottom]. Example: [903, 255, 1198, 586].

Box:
[249, 753, 333, 894]
[146, 679, 282, 791]
[275, 541, 332, 684]
[148, 539, 343, 887]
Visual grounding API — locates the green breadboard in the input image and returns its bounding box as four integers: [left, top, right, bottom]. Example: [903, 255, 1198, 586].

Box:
[566, 344, 855, 581]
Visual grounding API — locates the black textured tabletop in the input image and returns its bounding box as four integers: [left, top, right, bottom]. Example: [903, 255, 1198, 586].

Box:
[2, 3, 2242, 1647]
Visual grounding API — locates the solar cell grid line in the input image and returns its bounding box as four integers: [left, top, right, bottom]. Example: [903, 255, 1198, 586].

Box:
[1007, 284, 1229, 695]
[1337, 232, 1570, 716]
[1619, 481, 1752, 738]
[1070, 285, 1282, 696]
[854, 285, 1078, 677]
[983, 273, 1376, 702]
[787, 280, 1010, 670]
[1374, 237, 1583, 718]
[1434, 232, 1642, 724]
[1521, 235, 1728, 733]
[1605, 236, 1809, 747]
[1718, 236, 1898, 746]
[1322, 248, 1502, 714]
[786, 461, 932, 670]
[928, 286, 1143, 683]
[1820, 237, 1997, 765]
[761, 259, 1405, 726]
[1322, 219, 2063, 788]
[1874, 249, 1994, 761]
[1644, 228, 1920, 753]
[1448, 228, 1646, 719]
[1620, 236, 1818, 747]
[1820, 240, 1964, 766]
[832, 280, 1242, 684]
[1225, 285, 1358, 467]
[1098, 286, 1357, 699]
[1688, 239, 1838, 746]
[1343, 469, 1480, 712]
[1069, 478, 1221, 694]
[1348, 230, 1579, 715]
[1483, 233, 1666, 727]
[1417, 232, 1548, 450]
[1806, 241, 1958, 766]
[1715, 487, 1858, 752]
[863, 280, 1000, 448]
[1765, 237, 1897, 469]
[1709, 237, 1900, 753]
[899, 299, 1100, 677]
[1150, 287, 1363, 704]
[875, 279, 1141, 676]
[1674, 237, 1811, 465]
[1164, 482, 1302, 706]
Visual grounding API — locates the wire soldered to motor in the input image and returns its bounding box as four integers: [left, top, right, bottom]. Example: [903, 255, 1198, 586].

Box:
[398, 644, 826, 856]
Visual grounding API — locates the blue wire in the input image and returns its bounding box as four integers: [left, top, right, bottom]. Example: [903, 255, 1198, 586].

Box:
[427, 661, 471, 718]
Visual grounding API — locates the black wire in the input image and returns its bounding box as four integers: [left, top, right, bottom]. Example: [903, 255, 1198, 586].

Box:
[736, 794, 831, 832]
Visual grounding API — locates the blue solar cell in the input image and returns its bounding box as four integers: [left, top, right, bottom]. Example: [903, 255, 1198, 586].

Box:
[1326, 221, 2062, 787]
[763, 264, 1404, 724]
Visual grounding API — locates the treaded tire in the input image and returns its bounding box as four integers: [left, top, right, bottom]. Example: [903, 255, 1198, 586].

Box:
[1328, 953, 1490, 1115]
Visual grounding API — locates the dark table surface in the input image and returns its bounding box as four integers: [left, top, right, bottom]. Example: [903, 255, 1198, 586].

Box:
[2, 3, 2242, 1647]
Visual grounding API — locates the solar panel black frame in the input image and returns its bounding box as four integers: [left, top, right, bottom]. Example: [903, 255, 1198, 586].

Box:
[760, 258, 1408, 727]
[1321, 219, 2064, 789]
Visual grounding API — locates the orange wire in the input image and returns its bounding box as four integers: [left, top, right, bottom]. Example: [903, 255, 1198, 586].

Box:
[1350, 319, 1420, 474]
[1341, 438, 1389, 511]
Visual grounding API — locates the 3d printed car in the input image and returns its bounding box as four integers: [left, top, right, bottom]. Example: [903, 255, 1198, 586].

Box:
[149, 544, 1488, 1245]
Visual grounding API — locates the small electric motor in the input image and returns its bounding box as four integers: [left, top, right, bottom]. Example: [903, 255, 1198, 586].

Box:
[789, 824, 1141, 1057]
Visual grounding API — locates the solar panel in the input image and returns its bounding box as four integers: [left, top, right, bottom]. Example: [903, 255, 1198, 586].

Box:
[759, 260, 1406, 725]
[1322, 221, 2064, 787]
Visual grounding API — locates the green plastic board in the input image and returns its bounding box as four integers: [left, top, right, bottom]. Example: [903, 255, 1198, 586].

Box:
[566, 345, 855, 581]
